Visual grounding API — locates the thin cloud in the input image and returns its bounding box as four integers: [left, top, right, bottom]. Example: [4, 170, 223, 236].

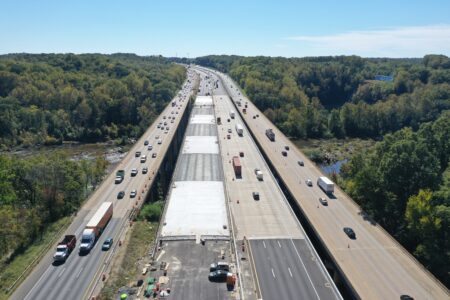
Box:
[287, 25, 450, 57]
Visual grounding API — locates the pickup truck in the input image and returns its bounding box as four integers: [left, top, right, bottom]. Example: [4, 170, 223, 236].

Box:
[53, 235, 76, 262]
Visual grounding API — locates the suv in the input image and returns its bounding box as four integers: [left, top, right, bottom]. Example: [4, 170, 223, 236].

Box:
[343, 227, 356, 239]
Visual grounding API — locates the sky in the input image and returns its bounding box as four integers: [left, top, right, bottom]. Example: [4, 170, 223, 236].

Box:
[1, 0, 450, 58]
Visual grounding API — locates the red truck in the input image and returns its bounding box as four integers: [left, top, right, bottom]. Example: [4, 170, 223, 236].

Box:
[53, 235, 76, 262]
[232, 156, 242, 177]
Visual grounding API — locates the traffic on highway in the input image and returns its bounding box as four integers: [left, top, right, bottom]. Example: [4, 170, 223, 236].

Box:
[12, 69, 199, 300]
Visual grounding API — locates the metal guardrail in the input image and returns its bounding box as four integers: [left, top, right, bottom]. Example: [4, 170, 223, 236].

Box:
[5, 216, 73, 294]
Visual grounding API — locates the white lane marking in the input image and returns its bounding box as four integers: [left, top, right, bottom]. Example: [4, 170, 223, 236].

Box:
[156, 250, 165, 261]
[278, 241, 282, 248]
[76, 266, 84, 279]
[291, 239, 321, 299]
[263, 241, 266, 248]
[58, 267, 66, 278]
[24, 266, 53, 300]
[271, 268, 276, 278]
[288, 267, 293, 278]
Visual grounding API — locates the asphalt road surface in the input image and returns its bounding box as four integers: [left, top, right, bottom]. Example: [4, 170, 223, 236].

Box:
[251, 239, 335, 300]
[200, 67, 342, 300]
[208, 66, 450, 299]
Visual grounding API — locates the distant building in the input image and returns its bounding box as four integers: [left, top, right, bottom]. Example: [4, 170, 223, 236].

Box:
[374, 75, 394, 82]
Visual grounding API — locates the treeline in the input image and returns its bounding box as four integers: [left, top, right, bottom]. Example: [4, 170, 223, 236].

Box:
[0, 53, 186, 149]
[341, 112, 450, 286]
[0, 153, 107, 259]
[195, 55, 450, 139]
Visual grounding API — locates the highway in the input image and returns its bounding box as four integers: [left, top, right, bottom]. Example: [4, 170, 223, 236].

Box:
[206, 68, 342, 300]
[11, 68, 199, 300]
[206, 66, 450, 299]
[148, 70, 233, 300]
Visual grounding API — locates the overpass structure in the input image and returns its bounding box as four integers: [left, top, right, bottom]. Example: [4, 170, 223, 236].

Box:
[201, 66, 450, 300]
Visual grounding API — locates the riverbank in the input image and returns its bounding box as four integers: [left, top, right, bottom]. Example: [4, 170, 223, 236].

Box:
[293, 138, 376, 174]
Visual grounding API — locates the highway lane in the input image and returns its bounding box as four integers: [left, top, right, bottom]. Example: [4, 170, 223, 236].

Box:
[13, 68, 199, 300]
[209, 67, 450, 299]
[251, 239, 331, 300]
[205, 68, 342, 300]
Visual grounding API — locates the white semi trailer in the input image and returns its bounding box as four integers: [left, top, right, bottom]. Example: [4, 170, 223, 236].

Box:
[317, 176, 334, 194]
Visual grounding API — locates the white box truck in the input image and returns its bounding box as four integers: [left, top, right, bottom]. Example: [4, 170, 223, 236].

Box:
[317, 176, 334, 194]
[235, 124, 243, 136]
[79, 202, 113, 254]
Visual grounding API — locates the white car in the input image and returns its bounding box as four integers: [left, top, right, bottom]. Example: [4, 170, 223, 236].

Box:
[305, 179, 313, 186]
[319, 197, 328, 206]
[130, 190, 137, 198]
[157, 139, 162, 144]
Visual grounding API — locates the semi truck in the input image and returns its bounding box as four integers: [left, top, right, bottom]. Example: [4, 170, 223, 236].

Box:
[79, 202, 113, 254]
[53, 235, 76, 262]
[235, 124, 244, 136]
[317, 176, 335, 194]
[232, 156, 242, 177]
[230, 111, 235, 119]
[265, 129, 275, 141]
[115, 170, 125, 184]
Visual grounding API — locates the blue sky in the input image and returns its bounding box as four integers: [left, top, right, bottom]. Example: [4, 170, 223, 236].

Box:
[1, 0, 450, 57]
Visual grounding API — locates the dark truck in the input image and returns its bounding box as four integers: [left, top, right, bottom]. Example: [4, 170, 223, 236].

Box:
[115, 170, 125, 184]
[265, 129, 275, 141]
[53, 235, 76, 263]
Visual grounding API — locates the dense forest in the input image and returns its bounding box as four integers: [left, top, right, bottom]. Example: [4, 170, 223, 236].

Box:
[0, 53, 186, 149]
[0, 54, 186, 282]
[0, 153, 107, 260]
[195, 54, 450, 286]
[195, 54, 450, 139]
[341, 112, 450, 286]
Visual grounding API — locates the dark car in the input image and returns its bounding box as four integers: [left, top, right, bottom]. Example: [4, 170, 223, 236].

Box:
[285, 146, 290, 151]
[343, 227, 356, 239]
[144, 140, 149, 145]
[117, 191, 125, 199]
[281, 151, 287, 156]
[252, 192, 260, 200]
[102, 238, 113, 251]
[400, 296, 414, 300]
[298, 160, 304, 166]
[142, 167, 148, 174]
[208, 270, 229, 282]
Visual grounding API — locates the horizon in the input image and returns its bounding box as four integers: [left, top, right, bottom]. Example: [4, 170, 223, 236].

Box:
[1, 0, 450, 58]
